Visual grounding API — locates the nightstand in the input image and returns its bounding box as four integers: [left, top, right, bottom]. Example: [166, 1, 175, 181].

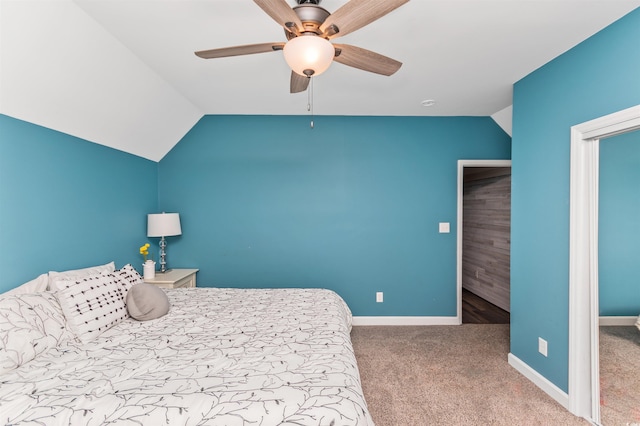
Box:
[143, 268, 198, 289]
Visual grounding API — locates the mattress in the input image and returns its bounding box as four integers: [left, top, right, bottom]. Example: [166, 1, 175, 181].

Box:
[0, 288, 373, 425]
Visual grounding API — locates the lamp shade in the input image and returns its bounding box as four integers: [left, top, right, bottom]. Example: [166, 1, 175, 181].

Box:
[147, 213, 182, 237]
[283, 35, 334, 77]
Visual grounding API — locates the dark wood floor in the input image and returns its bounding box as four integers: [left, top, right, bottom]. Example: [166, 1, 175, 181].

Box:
[462, 288, 510, 324]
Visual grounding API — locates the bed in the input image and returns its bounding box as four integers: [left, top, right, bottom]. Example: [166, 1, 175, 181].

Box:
[0, 264, 373, 425]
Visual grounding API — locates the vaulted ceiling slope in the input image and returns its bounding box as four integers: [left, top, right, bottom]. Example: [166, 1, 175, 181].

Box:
[1, 1, 638, 161]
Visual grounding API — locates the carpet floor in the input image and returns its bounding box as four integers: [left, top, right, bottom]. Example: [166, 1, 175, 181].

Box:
[600, 326, 640, 426]
[351, 325, 589, 426]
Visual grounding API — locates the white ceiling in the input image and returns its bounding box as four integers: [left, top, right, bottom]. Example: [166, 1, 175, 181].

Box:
[1, 1, 638, 161]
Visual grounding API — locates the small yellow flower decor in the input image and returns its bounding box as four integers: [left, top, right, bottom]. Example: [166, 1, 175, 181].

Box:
[139, 243, 151, 263]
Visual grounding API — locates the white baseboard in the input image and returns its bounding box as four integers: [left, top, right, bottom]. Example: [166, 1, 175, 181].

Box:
[352, 316, 461, 326]
[599, 316, 637, 326]
[508, 353, 569, 410]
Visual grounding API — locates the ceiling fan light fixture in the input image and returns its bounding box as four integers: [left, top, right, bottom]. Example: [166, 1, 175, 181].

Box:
[283, 35, 334, 77]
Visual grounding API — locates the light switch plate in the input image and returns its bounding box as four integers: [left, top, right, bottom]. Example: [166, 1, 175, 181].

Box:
[439, 222, 450, 233]
[538, 337, 548, 357]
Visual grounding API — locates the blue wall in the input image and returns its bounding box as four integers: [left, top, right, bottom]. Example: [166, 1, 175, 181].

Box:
[0, 114, 158, 292]
[511, 8, 640, 392]
[159, 115, 510, 316]
[599, 130, 640, 315]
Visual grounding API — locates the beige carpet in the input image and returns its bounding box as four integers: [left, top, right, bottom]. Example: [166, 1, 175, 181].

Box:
[600, 326, 640, 426]
[351, 325, 588, 426]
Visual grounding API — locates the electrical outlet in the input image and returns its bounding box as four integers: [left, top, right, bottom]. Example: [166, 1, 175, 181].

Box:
[538, 337, 548, 357]
[376, 292, 383, 303]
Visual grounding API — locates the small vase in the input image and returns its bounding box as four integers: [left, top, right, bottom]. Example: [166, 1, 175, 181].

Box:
[143, 260, 156, 280]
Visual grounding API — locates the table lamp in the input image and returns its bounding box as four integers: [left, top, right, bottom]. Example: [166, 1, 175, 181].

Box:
[147, 212, 182, 273]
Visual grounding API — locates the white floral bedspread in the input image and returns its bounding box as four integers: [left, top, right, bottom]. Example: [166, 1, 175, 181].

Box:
[0, 288, 373, 425]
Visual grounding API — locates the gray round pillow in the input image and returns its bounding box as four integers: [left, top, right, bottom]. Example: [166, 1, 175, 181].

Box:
[126, 283, 170, 321]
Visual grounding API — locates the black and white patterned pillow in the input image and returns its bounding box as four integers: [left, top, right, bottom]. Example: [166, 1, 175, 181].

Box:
[55, 269, 135, 343]
[112, 263, 143, 288]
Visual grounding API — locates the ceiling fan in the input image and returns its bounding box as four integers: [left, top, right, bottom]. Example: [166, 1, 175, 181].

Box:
[195, 0, 409, 93]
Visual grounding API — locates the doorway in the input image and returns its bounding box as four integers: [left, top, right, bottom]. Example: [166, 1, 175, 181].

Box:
[568, 104, 640, 423]
[457, 160, 512, 324]
[597, 129, 640, 425]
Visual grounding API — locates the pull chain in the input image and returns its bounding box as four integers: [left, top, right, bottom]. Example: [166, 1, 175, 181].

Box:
[307, 77, 314, 129]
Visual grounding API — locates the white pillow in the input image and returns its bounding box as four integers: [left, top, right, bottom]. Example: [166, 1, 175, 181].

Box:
[0, 292, 74, 375]
[3, 274, 48, 296]
[48, 261, 115, 291]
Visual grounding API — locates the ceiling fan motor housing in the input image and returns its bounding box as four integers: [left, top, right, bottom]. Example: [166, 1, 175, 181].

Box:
[292, 4, 331, 35]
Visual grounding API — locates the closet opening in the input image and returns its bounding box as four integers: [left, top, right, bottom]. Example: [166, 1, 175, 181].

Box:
[457, 160, 512, 324]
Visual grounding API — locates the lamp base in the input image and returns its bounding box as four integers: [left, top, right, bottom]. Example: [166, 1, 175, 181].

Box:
[159, 236, 168, 273]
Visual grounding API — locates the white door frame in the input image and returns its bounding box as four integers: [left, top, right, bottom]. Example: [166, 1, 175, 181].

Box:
[456, 159, 512, 323]
[568, 104, 640, 423]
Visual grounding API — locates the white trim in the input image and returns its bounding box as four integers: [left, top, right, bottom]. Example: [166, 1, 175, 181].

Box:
[508, 353, 570, 411]
[580, 107, 640, 140]
[568, 104, 640, 423]
[599, 316, 638, 326]
[569, 127, 601, 421]
[456, 160, 511, 324]
[352, 316, 460, 326]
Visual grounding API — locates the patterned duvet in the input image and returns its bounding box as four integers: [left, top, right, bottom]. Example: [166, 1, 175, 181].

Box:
[0, 288, 373, 425]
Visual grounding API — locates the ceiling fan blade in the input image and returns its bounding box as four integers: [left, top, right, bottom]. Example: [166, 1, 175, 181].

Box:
[320, 0, 409, 39]
[254, 0, 303, 34]
[290, 71, 310, 93]
[195, 43, 284, 59]
[333, 44, 402, 76]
